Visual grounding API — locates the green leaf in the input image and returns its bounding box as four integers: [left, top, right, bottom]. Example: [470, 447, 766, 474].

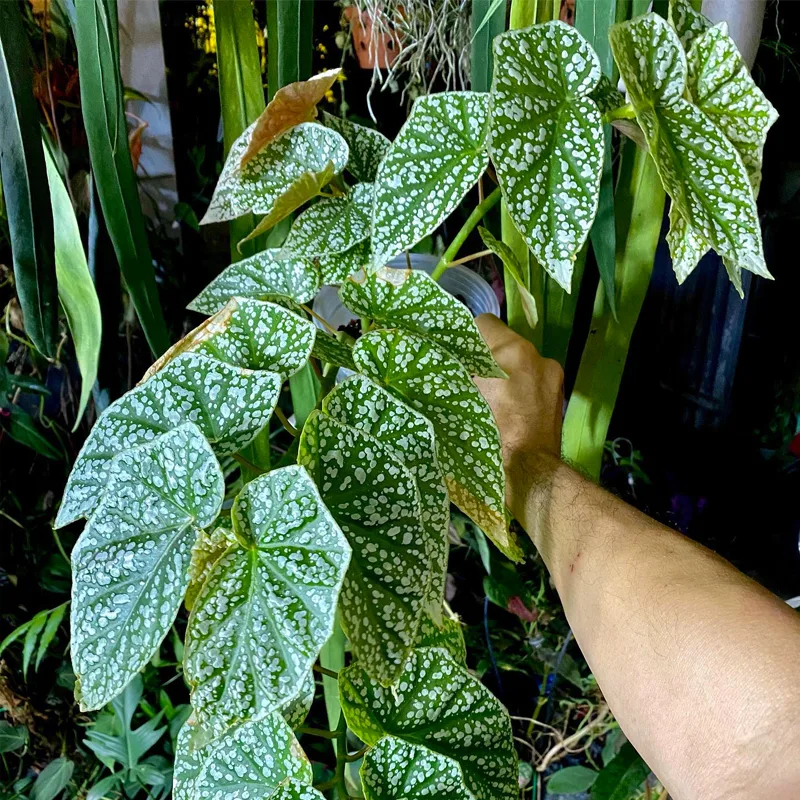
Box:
[184, 466, 349, 733]
[185, 527, 237, 611]
[43, 140, 102, 427]
[590, 75, 626, 115]
[284, 183, 373, 258]
[340, 648, 518, 800]
[590, 743, 650, 800]
[201, 122, 348, 228]
[31, 758, 74, 800]
[174, 714, 313, 800]
[322, 374, 450, 621]
[353, 330, 521, 562]
[71, 424, 224, 710]
[548, 765, 599, 794]
[5, 406, 61, 460]
[312, 332, 356, 371]
[471, 0, 507, 93]
[188, 249, 319, 315]
[298, 413, 430, 684]
[74, 0, 169, 356]
[57, 352, 281, 527]
[0, 721, 27, 754]
[371, 92, 490, 268]
[321, 112, 391, 183]
[361, 737, 467, 800]
[610, 14, 769, 285]
[668, 0, 710, 50]
[318, 239, 372, 285]
[414, 614, 467, 664]
[491, 21, 604, 291]
[0, 1, 58, 357]
[22, 611, 48, 678]
[339, 267, 504, 378]
[479, 227, 538, 328]
[289, 361, 320, 431]
[35, 602, 68, 671]
[281, 669, 315, 730]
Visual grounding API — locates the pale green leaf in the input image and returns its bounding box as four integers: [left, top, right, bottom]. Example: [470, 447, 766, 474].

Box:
[298, 412, 430, 684]
[56, 353, 280, 527]
[371, 92, 490, 268]
[273, 780, 326, 800]
[321, 112, 390, 183]
[668, 0, 710, 50]
[361, 737, 467, 800]
[185, 527, 237, 612]
[284, 183, 373, 258]
[318, 238, 372, 285]
[340, 648, 518, 800]
[0, 721, 27, 754]
[187, 249, 320, 315]
[201, 121, 348, 225]
[322, 374, 450, 622]
[184, 466, 350, 733]
[548, 765, 599, 794]
[31, 757, 74, 800]
[491, 21, 604, 291]
[353, 330, 522, 562]
[339, 267, 503, 378]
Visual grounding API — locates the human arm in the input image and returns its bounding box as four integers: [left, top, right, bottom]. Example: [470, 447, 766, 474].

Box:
[474, 313, 800, 800]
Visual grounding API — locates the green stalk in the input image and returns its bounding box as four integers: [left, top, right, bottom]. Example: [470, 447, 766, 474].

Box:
[561, 143, 665, 479]
[471, 0, 506, 93]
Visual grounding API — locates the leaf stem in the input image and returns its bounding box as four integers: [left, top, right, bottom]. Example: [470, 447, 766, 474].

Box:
[298, 726, 338, 740]
[332, 712, 351, 800]
[274, 407, 299, 437]
[313, 663, 339, 680]
[602, 102, 636, 124]
[431, 186, 502, 281]
[344, 745, 369, 763]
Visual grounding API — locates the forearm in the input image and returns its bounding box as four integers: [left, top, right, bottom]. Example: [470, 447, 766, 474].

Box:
[511, 452, 800, 800]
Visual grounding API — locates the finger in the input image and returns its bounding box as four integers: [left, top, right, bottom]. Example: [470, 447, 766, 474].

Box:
[475, 313, 512, 348]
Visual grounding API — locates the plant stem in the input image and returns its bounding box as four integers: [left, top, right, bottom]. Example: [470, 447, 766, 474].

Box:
[274, 407, 299, 437]
[333, 712, 351, 800]
[431, 187, 502, 281]
[313, 664, 339, 680]
[298, 726, 339, 740]
[602, 102, 636, 124]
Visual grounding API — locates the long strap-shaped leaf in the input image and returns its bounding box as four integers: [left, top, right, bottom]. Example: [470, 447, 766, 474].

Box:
[0, 1, 58, 357]
[74, 0, 169, 357]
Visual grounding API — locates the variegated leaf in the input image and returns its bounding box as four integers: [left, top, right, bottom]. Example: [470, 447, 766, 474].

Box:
[281, 670, 315, 730]
[174, 713, 313, 800]
[187, 250, 319, 315]
[339, 268, 504, 378]
[298, 412, 430, 684]
[322, 111, 391, 183]
[72, 424, 224, 710]
[318, 239, 372, 285]
[491, 21, 604, 291]
[184, 466, 350, 733]
[353, 330, 522, 562]
[591, 74, 627, 115]
[415, 614, 466, 664]
[185, 527, 237, 611]
[272, 781, 326, 800]
[610, 13, 770, 284]
[669, 0, 710, 50]
[57, 353, 280, 527]
[201, 121, 348, 225]
[371, 92, 490, 269]
[361, 738, 467, 800]
[284, 183, 373, 258]
[340, 648, 518, 800]
[312, 332, 356, 371]
[322, 374, 449, 622]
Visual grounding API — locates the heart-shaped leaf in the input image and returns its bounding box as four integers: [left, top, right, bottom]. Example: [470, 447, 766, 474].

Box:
[321, 112, 391, 183]
[185, 466, 349, 733]
[71, 424, 224, 710]
[371, 92, 490, 268]
[491, 21, 604, 291]
[188, 250, 319, 315]
[318, 239, 372, 284]
[340, 648, 518, 800]
[57, 353, 280, 527]
[298, 412, 430, 684]
[353, 330, 521, 562]
[339, 267, 503, 378]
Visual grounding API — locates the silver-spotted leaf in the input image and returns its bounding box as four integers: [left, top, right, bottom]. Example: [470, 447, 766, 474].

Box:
[298, 412, 430, 684]
[371, 92, 490, 268]
[491, 21, 604, 291]
[281, 670, 315, 730]
[318, 239, 372, 285]
[339, 268, 503, 378]
[201, 122, 348, 225]
[321, 112, 391, 183]
[187, 250, 319, 315]
[272, 781, 326, 800]
[669, 0, 710, 50]
[311, 332, 356, 371]
[415, 614, 467, 664]
[590, 74, 627, 115]
[284, 183, 373, 258]
[610, 14, 769, 284]
[340, 648, 518, 800]
[57, 353, 280, 527]
[184, 466, 350, 733]
[322, 374, 449, 621]
[186, 527, 237, 611]
[71, 424, 224, 710]
[353, 330, 521, 562]
[362, 738, 468, 800]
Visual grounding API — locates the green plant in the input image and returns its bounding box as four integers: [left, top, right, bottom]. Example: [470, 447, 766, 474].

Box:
[58, 2, 774, 798]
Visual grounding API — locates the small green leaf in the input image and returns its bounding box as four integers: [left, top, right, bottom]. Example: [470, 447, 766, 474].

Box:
[668, 0, 710, 50]
[590, 75, 627, 115]
[188, 249, 320, 314]
[339, 267, 504, 378]
[22, 610, 48, 678]
[353, 330, 521, 562]
[590, 743, 650, 800]
[371, 92, 490, 268]
[548, 765, 599, 794]
[284, 183, 373, 258]
[71, 424, 224, 710]
[185, 527, 236, 612]
[311, 332, 356, 371]
[0, 721, 27, 754]
[321, 112, 391, 183]
[184, 466, 350, 733]
[6, 405, 61, 460]
[31, 758, 74, 800]
[414, 614, 467, 664]
[201, 122, 348, 226]
[340, 648, 518, 800]
[318, 238, 372, 285]
[35, 602, 68, 671]
[491, 21, 604, 291]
